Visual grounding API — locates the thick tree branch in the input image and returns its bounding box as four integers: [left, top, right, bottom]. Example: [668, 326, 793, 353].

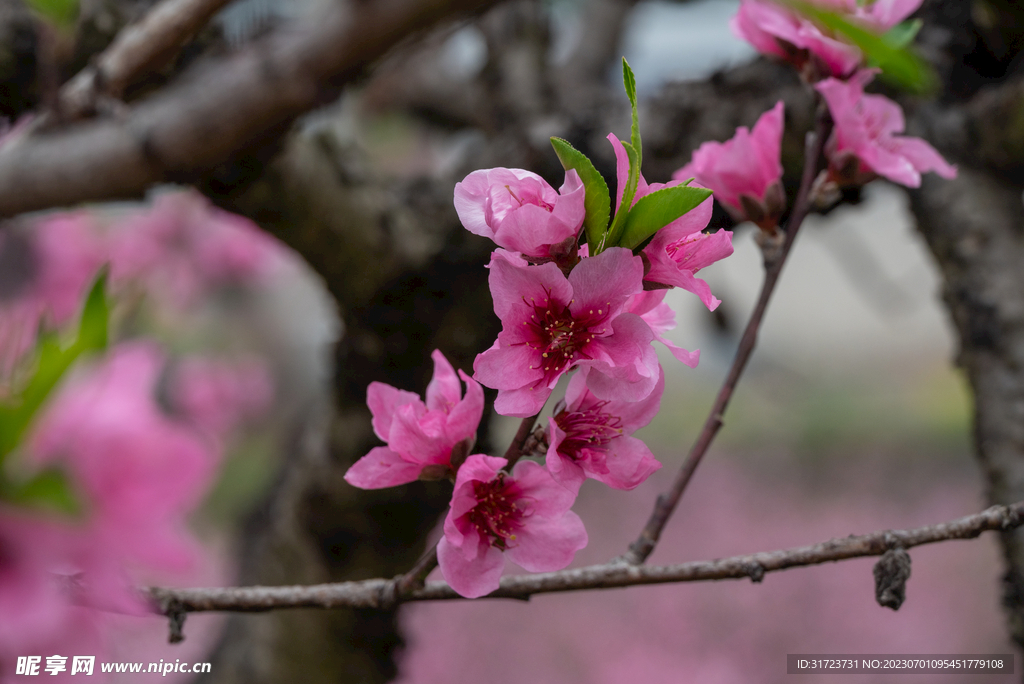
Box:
[0, 0, 499, 217]
[59, 0, 235, 119]
[625, 105, 833, 565]
[149, 500, 1024, 612]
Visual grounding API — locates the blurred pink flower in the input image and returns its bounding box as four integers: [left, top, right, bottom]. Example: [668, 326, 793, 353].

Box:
[109, 191, 283, 306]
[345, 350, 484, 489]
[473, 248, 659, 417]
[0, 515, 103, 680]
[731, 0, 923, 78]
[0, 215, 106, 376]
[547, 368, 663, 493]
[606, 134, 733, 311]
[169, 356, 273, 437]
[816, 71, 957, 188]
[454, 168, 585, 261]
[437, 454, 587, 598]
[673, 101, 786, 229]
[29, 343, 219, 610]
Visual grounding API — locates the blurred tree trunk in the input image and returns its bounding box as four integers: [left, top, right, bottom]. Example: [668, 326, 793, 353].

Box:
[903, 0, 1024, 653]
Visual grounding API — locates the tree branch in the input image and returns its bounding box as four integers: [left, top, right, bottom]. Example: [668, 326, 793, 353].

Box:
[0, 0, 499, 217]
[59, 0, 235, 119]
[148, 499, 1024, 612]
[624, 104, 833, 565]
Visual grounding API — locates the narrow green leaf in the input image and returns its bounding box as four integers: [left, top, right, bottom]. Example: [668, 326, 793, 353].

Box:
[1, 468, 81, 515]
[26, 0, 78, 29]
[75, 269, 109, 353]
[604, 141, 640, 251]
[550, 137, 611, 251]
[883, 19, 922, 50]
[778, 0, 937, 93]
[0, 271, 109, 458]
[618, 185, 713, 251]
[622, 58, 642, 170]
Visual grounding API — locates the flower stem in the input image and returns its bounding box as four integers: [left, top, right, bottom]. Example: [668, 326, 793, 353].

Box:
[624, 104, 833, 565]
[503, 412, 542, 469]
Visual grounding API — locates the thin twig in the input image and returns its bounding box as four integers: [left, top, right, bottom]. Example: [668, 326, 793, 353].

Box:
[625, 105, 833, 565]
[59, 0, 235, 119]
[395, 540, 440, 596]
[148, 499, 1024, 612]
[503, 413, 541, 468]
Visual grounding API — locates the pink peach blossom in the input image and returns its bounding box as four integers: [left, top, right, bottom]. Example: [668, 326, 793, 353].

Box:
[345, 350, 483, 489]
[29, 343, 219, 592]
[0, 515, 103, 676]
[109, 190, 283, 307]
[816, 71, 957, 188]
[547, 368, 663, 493]
[0, 215, 106, 377]
[673, 101, 786, 228]
[731, 0, 923, 78]
[606, 134, 733, 311]
[437, 454, 587, 598]
[454, 168, 585, 260]
[473, 248, 659, 417]
[624, 291, 700, 367]
[169, 356, 273, 438]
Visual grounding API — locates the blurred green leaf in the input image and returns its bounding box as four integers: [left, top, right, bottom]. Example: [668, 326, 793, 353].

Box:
[75, 268, 109, 352]
[618, 185, 713, 251]
[0, 270, 109, 458]
[1, 468, 80, 515]
[551, 137, 611, 250]
[26, 0, 78, 29]
[604, 140, 639, 252]
[884, 19, 923, 49]
[780, 0, 937, 93]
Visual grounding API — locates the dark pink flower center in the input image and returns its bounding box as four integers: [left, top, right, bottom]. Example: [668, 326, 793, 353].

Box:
[468, 474, 526, 550]
[523, 293, 609, 384]
[553, 402, 623, 460]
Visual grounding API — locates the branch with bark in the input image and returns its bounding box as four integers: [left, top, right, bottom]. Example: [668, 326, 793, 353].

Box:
[0, 0, 500, 217]
[58, 0, 236, 119]
[149, 500, 1024, 613]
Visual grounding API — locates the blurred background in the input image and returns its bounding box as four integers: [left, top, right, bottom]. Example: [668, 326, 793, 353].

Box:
[1, 0, 1019, 682]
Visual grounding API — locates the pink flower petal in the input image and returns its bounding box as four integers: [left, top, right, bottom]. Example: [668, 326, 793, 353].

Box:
[505, 512, 588, 573]
[367, 382, 423, 442]
[343, 447, 424, 489]
[589, 435, 662, 490]
[425, 349, 462, 412]
[444, 370, 484, 443]
[437, 537, 505, 599]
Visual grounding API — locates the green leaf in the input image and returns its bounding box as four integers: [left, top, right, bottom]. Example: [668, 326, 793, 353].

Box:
[550, 137, 611, 251]
[1, 468, 80, 515]
[883, 19, 922, 49]
[618, 185, 713, 251]
[26, 0, 78, 29]
[779, 0, 937, 93]
[604, 140, 640, 251]
[75, 268, 109, 353]
[0, 270, 109, 458]
[622, 58, 641, 170]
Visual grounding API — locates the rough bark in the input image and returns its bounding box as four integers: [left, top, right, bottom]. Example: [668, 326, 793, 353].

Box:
[903, 0, 1024, 655]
